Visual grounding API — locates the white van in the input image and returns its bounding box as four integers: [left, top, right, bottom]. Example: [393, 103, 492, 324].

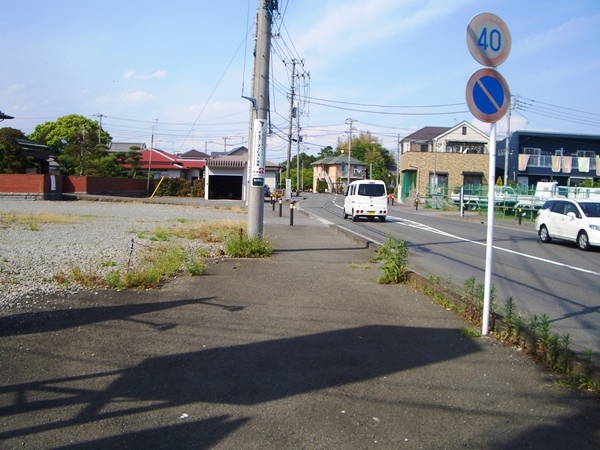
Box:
[343, 180, 388, 222]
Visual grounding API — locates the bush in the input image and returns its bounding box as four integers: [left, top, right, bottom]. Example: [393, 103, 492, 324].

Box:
[225, 235, 273, 258]
[154, 177, 205, 197]
[154, 178, 190, 197]
[316, 179, 328, 193]
[190, 178, 205, 198]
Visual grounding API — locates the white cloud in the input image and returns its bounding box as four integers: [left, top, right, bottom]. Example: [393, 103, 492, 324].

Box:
[4, 84, 25, 96]
[121, 91, 153, 105]
[517, 13, 600, 56]
[138, 70, 167, 80]
[122, 70, 167, 80]
[292, 0, 469, 67]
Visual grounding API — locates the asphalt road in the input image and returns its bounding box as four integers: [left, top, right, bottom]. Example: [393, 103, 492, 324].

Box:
[300, 194, 600, 359]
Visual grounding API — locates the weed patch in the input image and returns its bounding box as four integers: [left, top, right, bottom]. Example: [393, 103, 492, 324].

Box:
[374, 234, 408, 284]
[225, 232, 273, 258]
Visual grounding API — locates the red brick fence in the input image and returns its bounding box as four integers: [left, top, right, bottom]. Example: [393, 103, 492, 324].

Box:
[0, 174, 152, 200]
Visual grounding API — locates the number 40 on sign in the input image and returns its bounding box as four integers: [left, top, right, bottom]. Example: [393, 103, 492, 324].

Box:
[467, 12, 511, 68]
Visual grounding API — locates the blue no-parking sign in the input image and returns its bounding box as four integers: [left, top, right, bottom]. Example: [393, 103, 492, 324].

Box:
[465, 68, 510, 123]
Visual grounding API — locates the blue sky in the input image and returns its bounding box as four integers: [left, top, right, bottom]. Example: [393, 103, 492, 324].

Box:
[2, 0, 599, 163]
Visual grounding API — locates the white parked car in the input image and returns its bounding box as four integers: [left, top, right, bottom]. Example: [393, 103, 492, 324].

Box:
[535, 199, 600, 250]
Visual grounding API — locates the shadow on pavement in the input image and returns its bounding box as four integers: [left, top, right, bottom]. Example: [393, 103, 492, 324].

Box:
[57, 416, 250, 450]
[1, 325, 479, 444]
[0, 297, 225, 337]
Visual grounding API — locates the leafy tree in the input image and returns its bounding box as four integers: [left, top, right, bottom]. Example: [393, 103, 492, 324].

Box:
[316, 145, 338, 159]
[0, 127, 31, 173]
[86, 153, 122, 177]
[278, 152, 316, 191]
[124, 146, 143, 178]
[336, 132, 395, 185]
[28, 114, 112, 176]
[280, 167, 313, 191]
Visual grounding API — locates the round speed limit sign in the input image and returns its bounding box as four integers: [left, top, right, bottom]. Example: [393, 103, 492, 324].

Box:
[467, 13, 511, 67]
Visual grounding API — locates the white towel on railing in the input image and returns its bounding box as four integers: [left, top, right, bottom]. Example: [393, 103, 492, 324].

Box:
[551, 156, 561, 172]
[518, 154, 530, 171]
[578, 157, 590, 173]
[562, 156, 572, 173]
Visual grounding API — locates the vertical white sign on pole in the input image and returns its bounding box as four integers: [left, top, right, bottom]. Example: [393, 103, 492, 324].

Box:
[251, 118, 266, 187]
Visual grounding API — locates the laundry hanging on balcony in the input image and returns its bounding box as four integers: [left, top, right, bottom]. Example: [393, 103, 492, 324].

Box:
[578, 157, 590, 173]
[562, 156, 572, 173]
[551, 156, 561, 172]
[518, 154, 530, 171]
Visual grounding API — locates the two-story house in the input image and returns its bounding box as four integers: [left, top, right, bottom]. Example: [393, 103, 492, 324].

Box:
[399, 121, 490, 201]
[312, 155, 367, 193]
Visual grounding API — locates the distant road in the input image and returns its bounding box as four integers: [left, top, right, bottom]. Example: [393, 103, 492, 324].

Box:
[299, 194, 600, 357]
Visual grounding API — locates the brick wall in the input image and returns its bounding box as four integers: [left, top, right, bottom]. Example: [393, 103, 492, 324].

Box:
[63, 176, 149, 195]
[400, 152, 490, 196]
[0, 175, 149, 198]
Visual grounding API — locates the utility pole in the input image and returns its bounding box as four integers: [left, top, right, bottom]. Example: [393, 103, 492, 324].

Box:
[296, 113, 301, 196]
[345, 118, 357, 189]
[79, 124, 86, 176]
[285, 59, 298, 200]
[397, 133, 401, 197]
[222, 136, 228, 153]
[246, 0, 276, 239]
[94, 113, 104, 144]
[147, 119, 158, 194]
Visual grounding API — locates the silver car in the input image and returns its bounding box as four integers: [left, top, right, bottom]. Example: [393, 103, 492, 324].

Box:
[535, 198, 600, 250]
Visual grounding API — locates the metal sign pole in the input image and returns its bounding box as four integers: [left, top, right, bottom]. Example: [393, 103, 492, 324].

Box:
[465, 12, 511, 335]
[482, 122, 496, 335]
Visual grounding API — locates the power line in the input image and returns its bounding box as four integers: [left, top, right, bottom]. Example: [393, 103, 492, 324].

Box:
[307, 97, 466, 109]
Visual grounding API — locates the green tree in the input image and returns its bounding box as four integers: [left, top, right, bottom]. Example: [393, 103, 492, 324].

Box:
[336, 132, 395, 185]
[124, 146, 143, 178]
[316, 145, 342, 159]
[28, 114, 112, 176]
[0, 127, 30, 173]
[278, 152, 316, 191]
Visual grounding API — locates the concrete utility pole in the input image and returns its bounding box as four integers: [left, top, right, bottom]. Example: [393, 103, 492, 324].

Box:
[222, 136, 228, 153]
[396, 133, 401, 196]
[285, 59, 298, 201]
[345, 118, 357, 189]
[247, 0, 276, 239]
[296, 112, 301, 196]
[94, 113, 104, 144]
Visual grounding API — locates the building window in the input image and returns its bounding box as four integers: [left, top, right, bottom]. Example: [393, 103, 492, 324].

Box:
[462, 126, 467, 135]
[522, 147, 541, 166]
[420, 144, 428, 152]
[576, 150, 594, 158]
[430, 172, 448, 187]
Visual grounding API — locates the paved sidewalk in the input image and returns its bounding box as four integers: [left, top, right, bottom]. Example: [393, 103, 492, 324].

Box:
[0, 199, 598, 449]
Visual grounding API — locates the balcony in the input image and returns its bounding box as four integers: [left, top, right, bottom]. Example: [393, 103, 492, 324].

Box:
[522, 155, 598, 173]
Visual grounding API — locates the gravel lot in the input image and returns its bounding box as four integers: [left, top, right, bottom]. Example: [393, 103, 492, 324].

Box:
[0, 199, 247, 310]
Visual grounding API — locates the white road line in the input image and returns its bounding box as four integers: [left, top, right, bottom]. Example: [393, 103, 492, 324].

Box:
[387, 215, 600, 278]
